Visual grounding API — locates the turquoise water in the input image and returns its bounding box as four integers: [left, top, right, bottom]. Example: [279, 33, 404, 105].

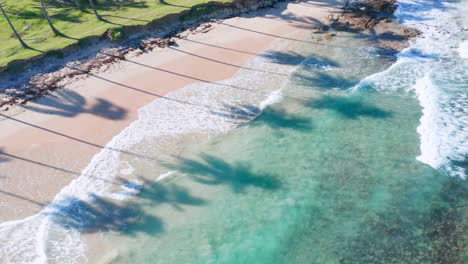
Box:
[0, 1, 466, 263]
[104, 6, 468, 262]
[2, 1, 464, 263]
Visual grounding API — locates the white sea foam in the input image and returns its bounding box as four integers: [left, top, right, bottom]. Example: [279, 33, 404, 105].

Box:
[0, 40, 299, 263]
[259, 90, 283, 110]
[156, 171, 177, 182]
[459, 40, 468, 59]
[352, 0, 468, 178]
[414, 75, 443, 167]
[120, 162, 135, 175]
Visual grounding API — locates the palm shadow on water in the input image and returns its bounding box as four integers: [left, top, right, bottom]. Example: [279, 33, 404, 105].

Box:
[47, 153, 281, 235]
[254, 108, 313, 130]
[136, 178, 207, 212]
[47, 194, 163, 235]
[293, 72, 359, 90]
[211, 103, 313, 131]
[166, 154, 281, 194]
[24, 89, 127, 119]
[47, 177, 207, 235]
[306, 96, 393, 119]
[260, 51, 340, 69]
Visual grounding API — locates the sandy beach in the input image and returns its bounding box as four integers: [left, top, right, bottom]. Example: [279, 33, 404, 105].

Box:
[0, 0, 340, 222]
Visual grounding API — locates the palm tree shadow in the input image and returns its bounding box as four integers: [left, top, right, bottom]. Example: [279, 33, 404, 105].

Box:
[158, 0, 191, 8]
[0, 148, 9, 163]
[210, 103, 261, 122]
[134, 178, 207, 212]
[211, 103, 313, 131]
[24, 89, 127, 120]
[47, 194, 163, 236]
[253, 107, 313, 130]
[260, 51, 307, 65]
[306, 96, 393, 119]
[166, 154, 281, 193]
[293, 72, 359, 90]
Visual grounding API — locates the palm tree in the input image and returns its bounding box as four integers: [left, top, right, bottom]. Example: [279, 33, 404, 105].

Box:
[74, 0, 82, 10]
[88, 0, 102, 20]
[39, 0, 61, 36]
[0, 2, 29, 48]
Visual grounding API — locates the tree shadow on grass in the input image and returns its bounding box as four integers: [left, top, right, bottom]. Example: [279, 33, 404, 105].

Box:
[24, 89, 127, 120]
[306, 96, 393, 119]
[101, 14, 151, 23]
[51, 12, 86, 24]
[166, 154, 281, 193]
[158, 0, 191, 9]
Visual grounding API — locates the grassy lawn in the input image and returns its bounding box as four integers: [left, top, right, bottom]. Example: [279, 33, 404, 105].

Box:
[0, 0, 233, 67]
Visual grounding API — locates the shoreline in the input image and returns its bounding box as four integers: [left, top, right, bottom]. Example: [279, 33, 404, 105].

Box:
[0, 0, 340, 223]
[0, 0, 437, 262]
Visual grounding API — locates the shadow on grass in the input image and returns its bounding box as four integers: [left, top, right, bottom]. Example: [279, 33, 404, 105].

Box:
[166, 154, 281, 193]
[307, 96, 393, 119]
[102, 14, 151, 23]
[158, 0, 191, 9]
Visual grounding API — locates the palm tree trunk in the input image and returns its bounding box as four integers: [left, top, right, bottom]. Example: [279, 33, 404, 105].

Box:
[88, 0, 102, 20]
[0, 3, 28, 48]
[39, 0, 61, 36]
[74, 0, 82, 10]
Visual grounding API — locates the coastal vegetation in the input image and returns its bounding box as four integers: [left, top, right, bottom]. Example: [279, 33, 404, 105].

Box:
[0, 0, 233, 67]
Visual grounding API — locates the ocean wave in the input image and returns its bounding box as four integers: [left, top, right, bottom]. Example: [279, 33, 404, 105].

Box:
[352, 0, 468, 178]
[0, 40, 300, 263]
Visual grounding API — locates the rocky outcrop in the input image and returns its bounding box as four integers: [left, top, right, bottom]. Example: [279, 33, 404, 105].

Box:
[327, 0, 398, 31]
[321, 0, 420, 51]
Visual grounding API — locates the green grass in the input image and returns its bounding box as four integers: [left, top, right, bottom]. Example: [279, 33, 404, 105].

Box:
[0, 0, 234, 68]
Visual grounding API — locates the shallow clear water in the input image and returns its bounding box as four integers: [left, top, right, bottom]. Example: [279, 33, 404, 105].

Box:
[104, 3, 467, 262]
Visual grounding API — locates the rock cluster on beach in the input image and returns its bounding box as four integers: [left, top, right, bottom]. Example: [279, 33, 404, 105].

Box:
[328, 0, 398, 30]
